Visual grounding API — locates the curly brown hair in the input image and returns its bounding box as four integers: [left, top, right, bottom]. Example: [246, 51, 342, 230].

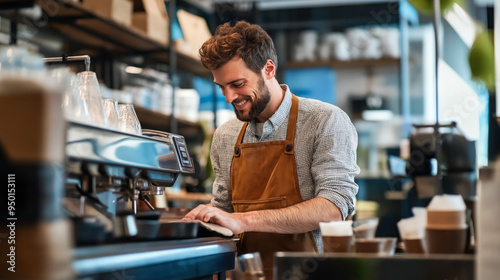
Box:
[199, 21, 277, 74]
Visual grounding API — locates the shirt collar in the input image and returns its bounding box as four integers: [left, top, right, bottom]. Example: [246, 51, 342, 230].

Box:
[246, 84, 292, 139]
[267, 84, 292, 130]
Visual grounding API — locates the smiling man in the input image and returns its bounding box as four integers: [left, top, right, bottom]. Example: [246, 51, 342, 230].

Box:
[183, 21, 360, 279]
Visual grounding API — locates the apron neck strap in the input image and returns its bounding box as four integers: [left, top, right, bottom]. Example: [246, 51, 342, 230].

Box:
[286, 94, 299, 143]
[234, 94, 300, 149]
[235, 122, 249, 147]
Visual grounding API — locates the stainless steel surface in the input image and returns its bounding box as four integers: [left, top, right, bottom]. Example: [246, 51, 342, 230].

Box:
[73, 237, 236, 276]
[142, 129, 194, 173]
[66, 122, 186, 175]
[274, 252, 474, 280]
[43, 55, 91, 71]
[142, 186, 165, 196]
[134, 178, 149, 191]
[157, 221, 199, 239]
[66, 123, 195, 175]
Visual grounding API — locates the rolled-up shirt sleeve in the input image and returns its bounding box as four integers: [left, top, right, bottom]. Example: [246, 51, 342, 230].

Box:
[311, 109, 360, 220]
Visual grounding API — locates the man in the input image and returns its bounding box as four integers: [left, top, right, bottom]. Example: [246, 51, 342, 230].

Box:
[183, 21, 359, 278]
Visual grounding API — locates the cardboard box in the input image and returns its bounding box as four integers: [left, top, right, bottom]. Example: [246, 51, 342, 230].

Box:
[131, 0, 168, 45]
[176, 9, 212, 59]
[83, 0, 133, 26]
[132, 12, 168, 45]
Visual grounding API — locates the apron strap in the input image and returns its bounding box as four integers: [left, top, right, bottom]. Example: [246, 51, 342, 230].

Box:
[234, 122, 248, 157]
[284, 94, 299, 155]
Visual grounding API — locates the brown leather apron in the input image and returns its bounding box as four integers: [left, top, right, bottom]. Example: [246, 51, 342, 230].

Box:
[230, 94, 318, 279]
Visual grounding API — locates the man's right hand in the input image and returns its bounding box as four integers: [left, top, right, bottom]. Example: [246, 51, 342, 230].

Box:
[182, 204, 246, 234]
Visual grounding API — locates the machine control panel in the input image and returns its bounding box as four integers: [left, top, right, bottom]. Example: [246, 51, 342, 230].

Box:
[173, 136, 193, 168]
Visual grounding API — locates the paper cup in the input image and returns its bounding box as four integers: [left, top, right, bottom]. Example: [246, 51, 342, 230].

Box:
[427, 210, 466, 229]
[356, 238, 384, 254]
[355, 238, 396, 255]
[381, 237, 397, 255]
[320, 221, 354, 253]
[426, 228, 467, 254]
[322, 235, 353, 253]
[403, 238, 427, 254]
[353, 218, 379, 239]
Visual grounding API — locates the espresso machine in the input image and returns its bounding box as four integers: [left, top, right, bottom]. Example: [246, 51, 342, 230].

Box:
[407, 122, 477, 201]
[62, 121, 195, 242]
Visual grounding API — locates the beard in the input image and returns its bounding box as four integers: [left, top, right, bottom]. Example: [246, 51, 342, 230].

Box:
[233, 76, 271, 122]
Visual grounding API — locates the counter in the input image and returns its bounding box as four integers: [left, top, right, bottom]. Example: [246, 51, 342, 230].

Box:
[274, 252, 474, 280]
[73, 237, 236, 280]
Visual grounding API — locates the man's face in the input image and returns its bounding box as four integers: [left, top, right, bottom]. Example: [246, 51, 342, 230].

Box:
[212, 57, 271, 122]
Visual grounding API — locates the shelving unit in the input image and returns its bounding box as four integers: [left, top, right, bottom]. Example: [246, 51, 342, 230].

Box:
[286, 58, 401, 69]
[0, 0, 34, 9]
[0, 0, 212, 139]
[27, 0, 211, 78]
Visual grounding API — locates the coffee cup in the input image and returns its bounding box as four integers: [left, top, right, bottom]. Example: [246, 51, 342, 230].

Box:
[397, 215, 427, 254]
[426, 226, 467, 254]
[355, 238, 383, 254]
[320, 221, 353, 253]
[322, 235, 353, 253]
[425, 195, 467, 254]
[353, 217, 379, 239]
[355, 237, 396, 255]
[381, 237, 397, 255]
[403, 238, 427, 254]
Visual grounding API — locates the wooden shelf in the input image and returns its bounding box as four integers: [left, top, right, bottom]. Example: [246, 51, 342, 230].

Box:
[0, 0, 34, 9]
[286, 58, 401, 69]
[33, 0, 211, 77]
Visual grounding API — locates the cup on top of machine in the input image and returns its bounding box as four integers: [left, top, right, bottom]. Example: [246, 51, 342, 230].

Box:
[426, 194, 468, 254]
[320, 220, 354, 253]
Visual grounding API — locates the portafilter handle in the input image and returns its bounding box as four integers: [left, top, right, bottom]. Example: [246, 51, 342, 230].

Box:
[138, 191, 155, 211]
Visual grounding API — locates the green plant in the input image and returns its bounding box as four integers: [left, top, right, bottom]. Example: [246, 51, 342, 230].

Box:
[409, 0, 458, 14]
[469, 30, 495, 90]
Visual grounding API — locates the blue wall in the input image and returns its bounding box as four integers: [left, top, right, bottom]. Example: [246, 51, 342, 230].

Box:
[284, 67, 336, 105]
